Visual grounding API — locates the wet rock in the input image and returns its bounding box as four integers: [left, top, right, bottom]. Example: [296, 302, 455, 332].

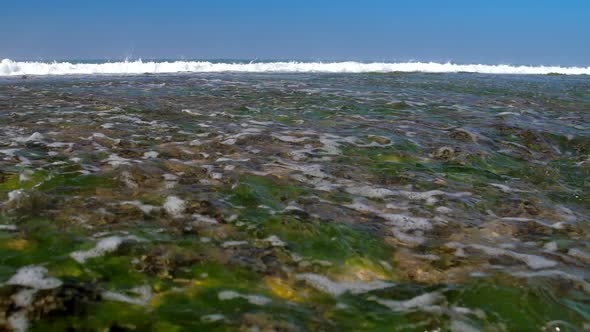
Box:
[2, 191, 52, 219]
[178, 167, 209, 185]
[518, 130, 549, 152]
[118, 164, 165, 191]
[385, 101, 410, 110]
[450, 128, 478, 143]
[0, 282, 100, 331]
[433, 146, 456, 160]
[480, 221, 517, 238]
[393, 249, 445, 283]
[240, 312, 298, 332]
[514, 220, 554, 240]
[135, 245, 202, 278]
[367, 135, 391, 145]
[495, 198, 543, 218]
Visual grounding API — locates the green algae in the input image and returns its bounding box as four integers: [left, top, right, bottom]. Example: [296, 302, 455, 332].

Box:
[447, 281, 587, 331]
[262, 215, 391, 266]
[0, 171, 47, 191]
[0, 219, 84, 273]
[37, 173, 117, 192]
[229, 175, 308, 210]
[0, 170, 117, 193]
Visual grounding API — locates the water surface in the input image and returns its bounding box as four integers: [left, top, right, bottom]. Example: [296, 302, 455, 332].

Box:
[0, 73, 589, 331]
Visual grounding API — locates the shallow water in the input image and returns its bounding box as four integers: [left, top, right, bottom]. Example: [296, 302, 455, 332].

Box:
[0, 73, 589, 331]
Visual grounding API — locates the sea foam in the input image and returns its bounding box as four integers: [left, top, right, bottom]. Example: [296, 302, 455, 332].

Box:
[1, 59, 589, 76]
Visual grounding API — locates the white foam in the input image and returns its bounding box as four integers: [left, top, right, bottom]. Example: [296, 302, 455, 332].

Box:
[243, 294, 271, 306]
[163, 196, 186, 218]
[70, 236, 126, 263]
[0, 224, 18, 231]
[345, 186, 470, 201]
[121, 200, 158, 214]
[543, 241, 559, 252]
[13, 132, 44, 143]
[143, 151, 159, 159]
[344, 200, 431, 244]
[221, 240, 248, 248]
[501, 217, 564, 230]
[7, 311, 28, 332]
[261, 235, 287, 247]
[181, 109, 202, 116]
[295, 273, 393, 297]
[272, 134, 309, 143]
[192, 213, 219, 225]
[382, 214, 432, 232]
[450, 320, 481, 332]
[19, 170, 33, 182]
[447, 242, 557, 270]
[276, 160, 330, 178]
[13, 289, 37, 307]
[399, 190, 471, 201]
[104, 154, 132, 167]
[90, 132, 120, 144]
[102, 285, 152, 306]
[7, 189, 26, 203]
[346, 186, 396, 198]
[490, 183, 529, 193]
[435, 206, 452, 214]
[201, 314, 225, 323]
[2, 59, 588, 76]
[218, 290, 271, 305]
[370, 292, 444, 311]
[5, 265, 62, 290]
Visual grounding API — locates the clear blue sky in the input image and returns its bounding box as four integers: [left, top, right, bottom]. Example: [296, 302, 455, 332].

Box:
[1, 0, 589, 65]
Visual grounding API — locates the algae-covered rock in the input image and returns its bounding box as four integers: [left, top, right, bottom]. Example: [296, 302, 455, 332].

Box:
[433, 146, 456, 160]
[450, 128, 478, 143]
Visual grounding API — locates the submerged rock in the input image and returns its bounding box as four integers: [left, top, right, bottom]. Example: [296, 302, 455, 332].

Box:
[433, 146, 456, 160]
[450, 128, 478, 142]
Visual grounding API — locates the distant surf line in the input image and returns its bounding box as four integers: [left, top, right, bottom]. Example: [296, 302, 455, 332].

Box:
[1, 59, 589, 76]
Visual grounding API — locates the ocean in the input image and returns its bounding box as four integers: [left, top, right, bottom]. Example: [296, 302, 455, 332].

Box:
[0, 65, 589, 331]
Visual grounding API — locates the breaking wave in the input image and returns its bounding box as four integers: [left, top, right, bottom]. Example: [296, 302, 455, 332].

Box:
[1, 59, 589, 76]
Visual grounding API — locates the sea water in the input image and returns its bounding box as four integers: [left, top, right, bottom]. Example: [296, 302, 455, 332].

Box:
[0, 69, 589, 331]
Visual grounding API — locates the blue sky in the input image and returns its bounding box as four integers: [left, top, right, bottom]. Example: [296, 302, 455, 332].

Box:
[1, 0, 589, 65]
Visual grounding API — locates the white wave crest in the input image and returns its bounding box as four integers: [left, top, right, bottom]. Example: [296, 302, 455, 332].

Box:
[1, 59, 589, 76]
